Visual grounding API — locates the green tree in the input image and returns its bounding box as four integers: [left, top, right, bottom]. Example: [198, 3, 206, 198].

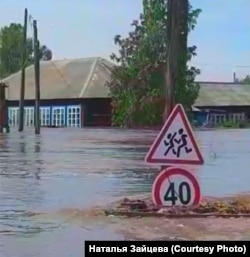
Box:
[0, 23, 52, 78]
[107, 0, 201, 127]
[241, 75, 250, 84]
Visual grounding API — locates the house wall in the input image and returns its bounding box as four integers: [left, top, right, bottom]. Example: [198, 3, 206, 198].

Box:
[7, 98, 112, 128]
[84, 98, 112, 126]
[197, 106, 250, 125]
[7, 99, 83, 128]
[7, 98, 249, 128]
[193, 112, 208, 126]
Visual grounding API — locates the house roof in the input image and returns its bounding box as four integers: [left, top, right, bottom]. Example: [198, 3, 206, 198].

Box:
[194, 82, 250, 107]
[191, 106, 202, 112]
[3, 57, 114, 100]
[3, 59, 250, 107]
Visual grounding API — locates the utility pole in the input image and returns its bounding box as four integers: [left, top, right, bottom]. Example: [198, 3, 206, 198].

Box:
[164, 0, 189, 120]
[233, 72, 237, 83]
[0, 82, 9, 133]
[18, 8, 28, 132]
[33, 20, 40, 134]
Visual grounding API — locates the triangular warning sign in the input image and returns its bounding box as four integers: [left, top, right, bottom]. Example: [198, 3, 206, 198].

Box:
[145, 104, 204, 165]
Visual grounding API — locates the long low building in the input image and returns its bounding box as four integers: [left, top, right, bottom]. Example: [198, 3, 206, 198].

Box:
[193, 82, 250, 126]
[3, 56, 250, 128]
[4, 57, 114, 127]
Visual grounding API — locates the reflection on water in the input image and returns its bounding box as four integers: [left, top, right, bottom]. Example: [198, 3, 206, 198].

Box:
[0, 128, 250, 257]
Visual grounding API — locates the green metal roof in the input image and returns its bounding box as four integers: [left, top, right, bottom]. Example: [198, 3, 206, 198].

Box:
[195, 82, 250, 106]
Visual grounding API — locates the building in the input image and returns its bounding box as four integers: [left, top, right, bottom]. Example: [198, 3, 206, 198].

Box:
[4, 58, 250, 128]
[194, 82, 250, 126]
[191, 106, 209, 127]
[4, 57, 114, 128]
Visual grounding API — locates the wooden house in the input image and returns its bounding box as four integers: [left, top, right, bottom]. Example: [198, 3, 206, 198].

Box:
[4, 57, 114, 128]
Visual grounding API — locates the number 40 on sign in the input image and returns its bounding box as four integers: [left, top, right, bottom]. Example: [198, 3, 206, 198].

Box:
[152, 167, 201, 206]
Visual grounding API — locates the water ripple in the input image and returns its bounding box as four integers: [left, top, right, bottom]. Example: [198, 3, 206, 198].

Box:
[0, 128, 250, 256]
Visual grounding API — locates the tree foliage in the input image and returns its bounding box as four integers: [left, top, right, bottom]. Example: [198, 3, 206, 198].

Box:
[107, 0, 201, 127]
[241, 75, 250, 84]
[0, 23, 52, 78]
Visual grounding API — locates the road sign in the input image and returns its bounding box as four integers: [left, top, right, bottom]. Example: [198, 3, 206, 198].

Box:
[145, 104, 204, 165]
[152, 167, 200, 206]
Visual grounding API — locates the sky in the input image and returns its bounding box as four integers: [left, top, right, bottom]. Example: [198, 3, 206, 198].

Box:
[0, 0, 249, 82]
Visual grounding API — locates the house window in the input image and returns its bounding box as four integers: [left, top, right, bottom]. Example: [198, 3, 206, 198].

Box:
[235, 113, 245, 121]
[210, 114, 226, 124]
[67, 106, 81, 127]
[216, 115, 221, 124]
[24, 107, 34, 127]
[8, 108, 19, 127]
[52, 107, 65, 127]
[40, 107, 50, 126]
[210, 115, 215, 124]
[229, 113, 245, 123]
[218, 114, 226, 124]
[220, 114, 225, 123]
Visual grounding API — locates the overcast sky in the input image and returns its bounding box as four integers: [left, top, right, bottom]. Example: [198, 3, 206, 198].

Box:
[0, 0, 249, 82]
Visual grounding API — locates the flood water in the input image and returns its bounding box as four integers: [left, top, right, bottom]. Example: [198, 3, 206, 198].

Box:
[0, 128, 250, 256]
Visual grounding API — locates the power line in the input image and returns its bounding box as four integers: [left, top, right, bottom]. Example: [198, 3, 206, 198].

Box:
[27, 13, 72, 89]
[191, 62, 250, 68]
[28, 16, 250, 70]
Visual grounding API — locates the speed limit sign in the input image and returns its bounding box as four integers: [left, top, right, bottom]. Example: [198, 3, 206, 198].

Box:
[152, 167, 200, 206]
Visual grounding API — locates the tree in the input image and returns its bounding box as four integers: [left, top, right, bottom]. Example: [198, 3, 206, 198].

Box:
[0, 23, 52, 78]
[107, 0, 201, 127]
[39, 45, 53, 61]
[241, 75, 250, 84]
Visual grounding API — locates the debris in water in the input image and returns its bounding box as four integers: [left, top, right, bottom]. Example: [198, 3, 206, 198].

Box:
[105, 195, 250, 217]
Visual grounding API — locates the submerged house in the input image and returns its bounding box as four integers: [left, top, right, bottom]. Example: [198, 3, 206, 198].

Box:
[4, 57, 250, 128]
[193, 82, 250, 126]
[4, 57, 114, 127]
[191, 106, 209, 127]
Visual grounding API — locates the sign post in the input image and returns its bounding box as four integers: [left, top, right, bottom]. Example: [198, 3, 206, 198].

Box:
[145, 104, 204, 207]
[145, 104, 203, 166]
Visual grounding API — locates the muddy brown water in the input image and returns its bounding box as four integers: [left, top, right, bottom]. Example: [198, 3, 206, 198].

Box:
[0, 128, 250, 256]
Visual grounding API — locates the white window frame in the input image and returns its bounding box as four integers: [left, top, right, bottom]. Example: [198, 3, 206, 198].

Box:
[67, 106, 81, 127]
[40, 107, 51, 126]
[52, 107, 65, 127]
[8, 107, 19, 127]
[210, 114, 226, 124]
[24, 107, 34, 127]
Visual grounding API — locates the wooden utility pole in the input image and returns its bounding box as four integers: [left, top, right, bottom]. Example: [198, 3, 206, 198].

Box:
[33, 20, 41, 134]
[163, 0, 189, 120]
[0, 82, 9, 133]
[18, 8, 28, 132]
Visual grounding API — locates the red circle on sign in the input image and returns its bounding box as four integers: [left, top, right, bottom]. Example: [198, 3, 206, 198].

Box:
[152, 167, 200, 206]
